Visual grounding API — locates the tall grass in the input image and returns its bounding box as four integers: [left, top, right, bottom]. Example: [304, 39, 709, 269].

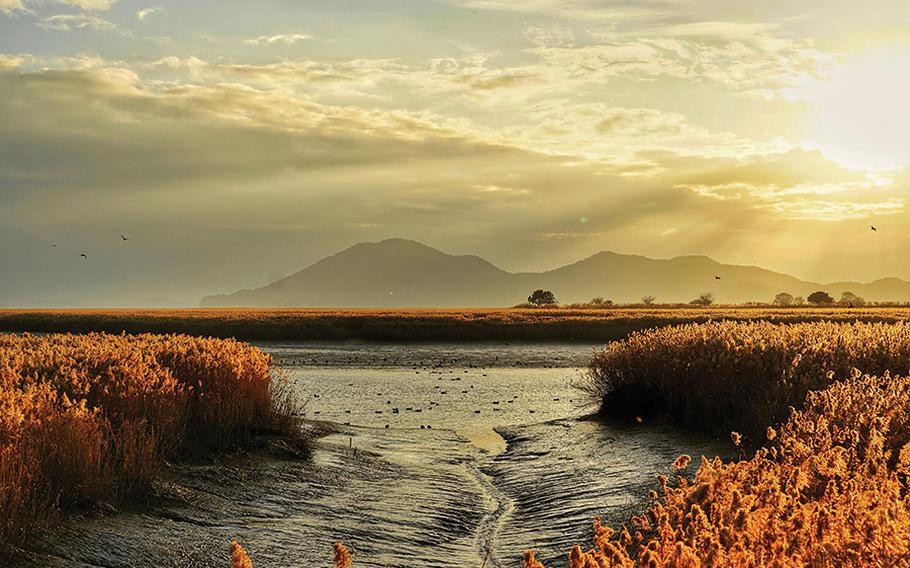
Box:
[227, 542, 351, 568]
[0, 333, 305, 554]
[582, 321, 910, 441]
[526, 370, 910, 566]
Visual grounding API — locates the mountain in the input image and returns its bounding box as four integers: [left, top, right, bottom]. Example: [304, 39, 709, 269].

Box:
[201, 238, 910, 307]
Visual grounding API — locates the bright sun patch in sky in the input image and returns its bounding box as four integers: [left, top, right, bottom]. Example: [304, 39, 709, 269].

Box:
[805, 48, 910, 172]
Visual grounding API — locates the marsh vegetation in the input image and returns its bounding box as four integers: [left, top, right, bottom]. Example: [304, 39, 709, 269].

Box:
[0, 333, 304, 556]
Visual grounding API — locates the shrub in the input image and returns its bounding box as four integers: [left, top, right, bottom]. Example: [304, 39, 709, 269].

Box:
[772, 292, 793, 306]
[840, 291, 866, 306]
[689, 292, 714, 306]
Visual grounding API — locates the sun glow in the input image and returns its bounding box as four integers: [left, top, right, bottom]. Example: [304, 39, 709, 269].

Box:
[804, 48, 910, 172]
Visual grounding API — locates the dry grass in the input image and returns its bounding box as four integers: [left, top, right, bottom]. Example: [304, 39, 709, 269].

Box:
[231, 541, 253, 568]
[226, 542, 351, 568]
[582, 320, 910, 441]
[0, 333, 304, 555]
[4, 307, 910, 342]
[526, 370, 910, 567]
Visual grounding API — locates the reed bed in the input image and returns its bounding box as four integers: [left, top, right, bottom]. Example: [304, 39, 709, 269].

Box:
[525, 370, 910, 567]
[0, 333, 303, 554]
[583, 320, 910, 441]
[4, 307, 910, 342]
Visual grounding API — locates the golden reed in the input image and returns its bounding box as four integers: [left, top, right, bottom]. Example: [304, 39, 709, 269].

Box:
[583, 320, 910, 440]
[0, 333, 300, 554]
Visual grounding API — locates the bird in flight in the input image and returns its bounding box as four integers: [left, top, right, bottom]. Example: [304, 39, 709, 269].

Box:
[714, 275, 722, 280]
[121, 234, 129, 241]
[80, 253, 87, 260]
[871, 225, 877, 232]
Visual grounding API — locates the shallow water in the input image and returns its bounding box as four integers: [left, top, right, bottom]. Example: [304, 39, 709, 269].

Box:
[16, 342, 728, 568]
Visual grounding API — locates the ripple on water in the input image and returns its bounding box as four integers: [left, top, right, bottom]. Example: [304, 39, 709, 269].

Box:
[487, 418, 730, 565]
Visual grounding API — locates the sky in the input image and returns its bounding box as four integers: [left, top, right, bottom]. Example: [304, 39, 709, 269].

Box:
[2, 0, 910, 306]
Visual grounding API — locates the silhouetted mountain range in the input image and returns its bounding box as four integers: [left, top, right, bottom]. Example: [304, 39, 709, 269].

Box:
[201, 238, 910, 307]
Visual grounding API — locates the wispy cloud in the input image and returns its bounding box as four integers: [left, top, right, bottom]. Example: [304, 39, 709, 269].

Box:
[0, 54, 25, 68]
[3, 0, 117, 16]
[136, 6, 161, 20]
[38, 13, 126, 33]
[59, 0, 118, 10]
[0, 0, 31, 15]
[531, 29, 835, 97]
[523, 24, 575, 47]
[452, 0, 671, 21]
[242, 33, 312, 46]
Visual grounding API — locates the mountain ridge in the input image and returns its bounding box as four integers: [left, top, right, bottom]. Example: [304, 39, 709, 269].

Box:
[201, 238, 910, 307]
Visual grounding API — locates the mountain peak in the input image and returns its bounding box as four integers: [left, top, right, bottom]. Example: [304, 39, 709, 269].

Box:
[341, 238, 443, 255]
[201, 240, 910, 308]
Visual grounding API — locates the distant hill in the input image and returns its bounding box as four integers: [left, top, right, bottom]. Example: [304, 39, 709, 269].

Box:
[201, 238, 910, 307]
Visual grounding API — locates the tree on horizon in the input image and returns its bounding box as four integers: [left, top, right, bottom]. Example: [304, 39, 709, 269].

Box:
[528, 289, 557, 306]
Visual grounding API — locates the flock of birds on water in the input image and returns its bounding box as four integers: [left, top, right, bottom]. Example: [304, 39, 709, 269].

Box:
[301, 356, 582, 432]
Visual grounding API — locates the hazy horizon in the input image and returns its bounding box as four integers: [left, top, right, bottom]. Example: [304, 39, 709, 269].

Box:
[3, 1, 910, 307]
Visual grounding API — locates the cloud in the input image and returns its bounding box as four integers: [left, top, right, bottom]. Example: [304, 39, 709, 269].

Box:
[523, 24, 575, 47]
[669, 150, 904, 220]
[136, 6, 161, 20]
[0, 54, 24, 68]
[39, 13, 126, 33]
[242, 33, 313, 46]
[532, 30, 834, 96]
[0, 0, 30, 15]
[451, 0, 671, 21]
[3, 0, 117, 14]
[149, 55, 371, 85]
[661, 21, 779, 39]
[59, 0, 118, 10]
[0, 62, 534, 194]
[499, 103, 787, 165]
[139, 54, 771, 163]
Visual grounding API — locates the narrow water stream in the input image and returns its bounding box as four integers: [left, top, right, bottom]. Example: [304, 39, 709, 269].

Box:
[15, 343, 728, 568]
